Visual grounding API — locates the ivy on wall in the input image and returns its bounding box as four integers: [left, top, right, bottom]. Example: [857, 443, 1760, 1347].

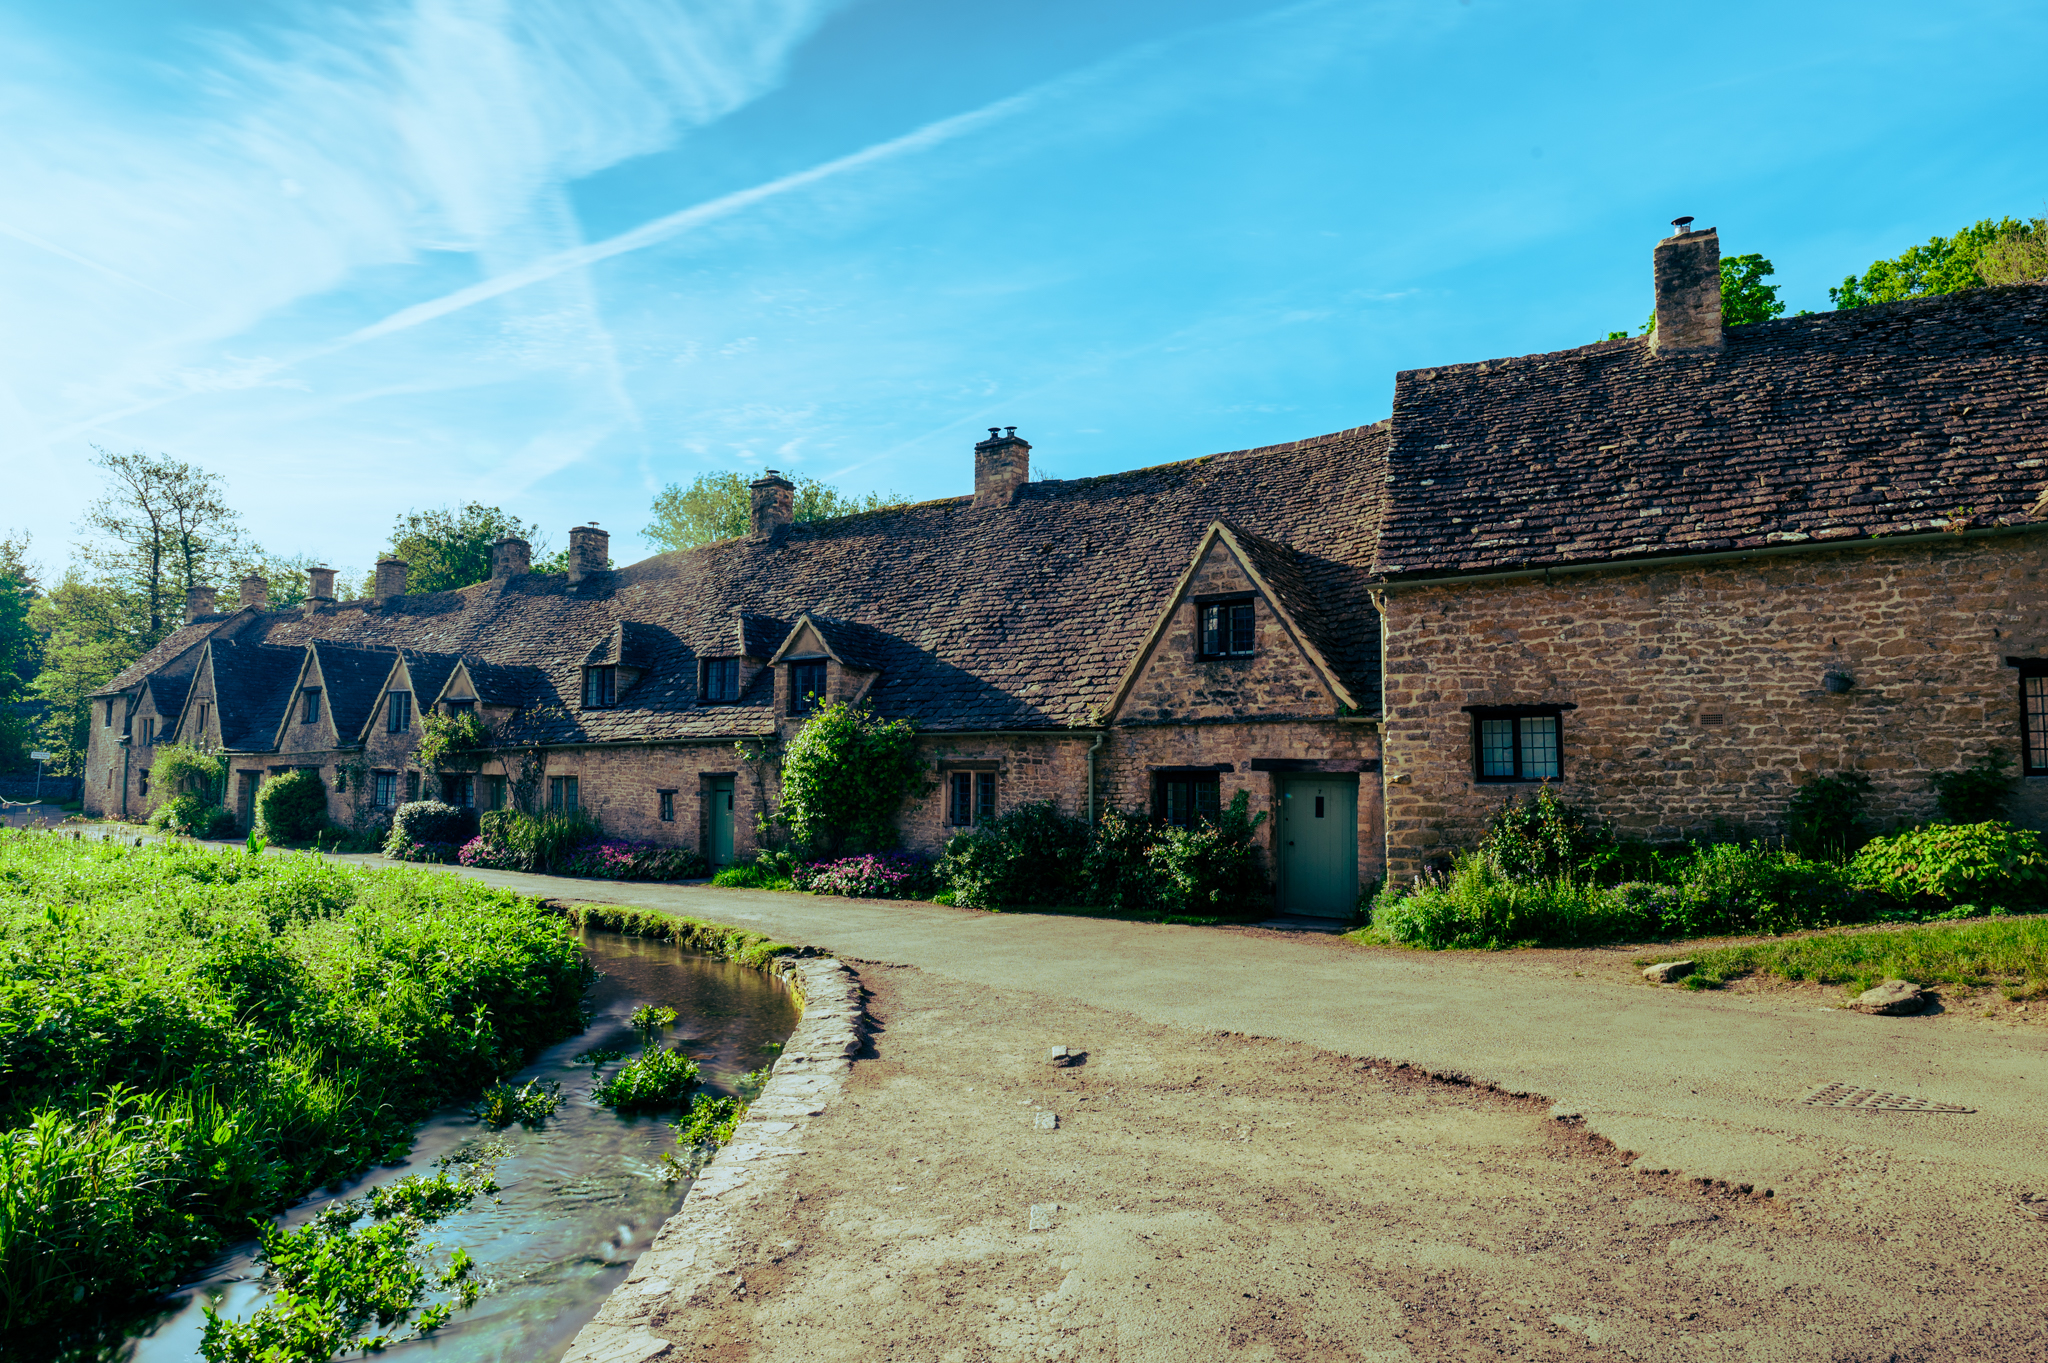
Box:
[767, 702, 929, 858]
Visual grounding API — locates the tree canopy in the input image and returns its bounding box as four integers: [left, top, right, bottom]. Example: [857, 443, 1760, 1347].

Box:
[642, 471, 912, 553]
[1830, 216, 2042, 308]
[370, 504, 547, 595]
[0, 535, 38, 770]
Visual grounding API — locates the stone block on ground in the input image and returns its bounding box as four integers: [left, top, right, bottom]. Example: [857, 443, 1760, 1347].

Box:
[1851, 980, 1926, 1015]
[1644, 960, 1695, 984]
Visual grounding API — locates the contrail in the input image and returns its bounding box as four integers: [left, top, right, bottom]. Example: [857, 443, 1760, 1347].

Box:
[0, 221, 189, 304]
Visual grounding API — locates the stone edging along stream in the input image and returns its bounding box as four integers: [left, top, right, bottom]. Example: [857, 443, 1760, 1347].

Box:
[550, 903, 863, 1363]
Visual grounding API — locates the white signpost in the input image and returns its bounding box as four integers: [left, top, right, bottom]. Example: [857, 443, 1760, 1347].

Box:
[29, 752, 51, 801]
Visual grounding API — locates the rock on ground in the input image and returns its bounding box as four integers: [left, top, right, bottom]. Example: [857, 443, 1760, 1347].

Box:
[1853, 979, 1927, 1015]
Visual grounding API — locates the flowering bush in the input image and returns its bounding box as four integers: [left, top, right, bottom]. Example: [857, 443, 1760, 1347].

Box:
[457, 836, 521, 870]
[388, 840, 464, 864]
[792, 852, 939, 899]
[559, 840, 709, 882]
[1850, 821, 2048, 911]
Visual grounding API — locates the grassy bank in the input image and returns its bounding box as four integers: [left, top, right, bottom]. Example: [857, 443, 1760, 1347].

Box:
[0, 831, 593, 1337]
[1648, 916, 2048, 997]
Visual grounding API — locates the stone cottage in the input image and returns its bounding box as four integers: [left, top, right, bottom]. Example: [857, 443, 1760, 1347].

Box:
[82, 223, 2048, 912]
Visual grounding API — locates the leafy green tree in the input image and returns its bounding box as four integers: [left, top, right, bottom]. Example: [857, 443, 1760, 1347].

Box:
[1830, 216, 2037, 308]
[370, 504, 546, 595]
[642, 471, 911, 552]
[79, 447, 253, 644]
[1621, 252, 1786, 338]
[772, 701, 929, 856]
[1976, 217, 2048, 286]
[0, 534, 39, 770]
[27, 570, 145, 773]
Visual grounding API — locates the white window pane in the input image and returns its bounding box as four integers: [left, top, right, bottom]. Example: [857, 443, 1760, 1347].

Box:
[1479, 719, 1516, 776]
[2029, 677, 2048, 770]
[1521, 716, 1560, 779]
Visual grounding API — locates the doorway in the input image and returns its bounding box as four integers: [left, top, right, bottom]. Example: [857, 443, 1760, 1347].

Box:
[1278, 776, 1358, 918]
[236, 770, 260, 831]
[708, 776, 735, 866]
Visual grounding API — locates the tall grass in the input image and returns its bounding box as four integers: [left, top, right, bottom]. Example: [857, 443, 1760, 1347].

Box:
[0, 831, 592, 1334]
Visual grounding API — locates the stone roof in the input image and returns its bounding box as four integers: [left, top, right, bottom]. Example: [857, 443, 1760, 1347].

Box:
[1373, 284, 2048, 579]
[310, 642, 399, 744]
[143, 674, 190, 735]
[122, 425, 1385, 744]
[208, 640, 309, 752]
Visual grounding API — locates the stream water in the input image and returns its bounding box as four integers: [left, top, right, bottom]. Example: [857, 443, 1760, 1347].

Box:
[118, 929, 801, 1362]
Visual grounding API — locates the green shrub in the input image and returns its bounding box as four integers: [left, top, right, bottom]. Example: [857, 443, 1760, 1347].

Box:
[775, 701, 928, 857]
[385, 799, 476, 854]
[474, 1078, 562, 1129]
[1144, 790, 1269, 917]
[472, 808, 599, 872]
[1930, 749, 2016, 824]
[1078, 806, 1160, 914]
[1368, 853, 1655, 949]
[148, 743, 224, 806]
[1667, 842, 1864, 937]
[1850, 821, 2048, 911]
[710, 865, 794, 891]
[1482, 784, 1610, 879]
[414, 710, 491, 773]
[254, 769, 328, 843]
[591, 1046, 700, 1110]
[1784, 770, 1873, 859]
[939, 801, 1090, 909]
[149, 792, 227, 838]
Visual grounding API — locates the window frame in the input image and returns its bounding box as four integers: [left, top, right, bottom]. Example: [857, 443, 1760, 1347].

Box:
[583, 666, 617, 709]
[1465, 704, 1569, 783]
[1155, 771, 1222, 827]
[372, 771, 398, 809]
[386, 691, 412, 734]
[548, 774, 580, 812]
[658, 788, 676, 822]
[405, 770, 421, 802]
[302, 689, 322, 724]
[1196, 596, 1257, 660]
[444, 698, 476, 718]
[788, 659, 827, 716]
[483, 775, 507, 811]
[702, 657, 742, 704]
[2015, 660, 2048, 776]
[139, 716, 155, 747]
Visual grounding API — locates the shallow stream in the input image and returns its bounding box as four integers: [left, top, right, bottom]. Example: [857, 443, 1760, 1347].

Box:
[120, 928, 801, 1362]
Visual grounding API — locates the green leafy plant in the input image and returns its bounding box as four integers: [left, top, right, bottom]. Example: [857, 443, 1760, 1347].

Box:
[244, 830, 267, 856]
[199, 1150, 500, 1362]
[1366, 853, 1655, 950]
[415, 710, 491, 772]
[657, 1067, 771, 1182]
[1784, 770, 1872, 859]
[1481, 785, 1609, 879]
[1850, 821, 2048, 912]
[1078, 806, 1161, 914]
[1930, 748, 2015, 824]
[149, 791, 229, 838]
[385, 799, 477, 855]
[254, 768, 328, 843]
[591, 1047, 700, 1110]
[470, 808, 600, 872]
[629, 1003, 679, 1039]
[773, 701, 930, 857]
[1144, 790, 1269, 917]
[474, 1078, 562, 1129]
[710, 864, 795, 891]
[148, 743, 224, 804]
[939, 801, 1090, 909]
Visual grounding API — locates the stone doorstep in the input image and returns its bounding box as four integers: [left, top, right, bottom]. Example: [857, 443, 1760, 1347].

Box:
[559, 955, 865, 1363]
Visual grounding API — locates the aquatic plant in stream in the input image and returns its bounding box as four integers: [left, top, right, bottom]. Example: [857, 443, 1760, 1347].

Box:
[199, 1147, 502, 1362]
[659, 1067, 772, 1183]
[591, 1047, 700, 1110]
[474, 1078, 563, 1129]
[629, 1003, 679, 1039]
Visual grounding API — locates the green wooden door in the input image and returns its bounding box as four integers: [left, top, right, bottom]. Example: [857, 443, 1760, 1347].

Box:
[710, 777, 735, 867]
[1279, 777, 1357, 918]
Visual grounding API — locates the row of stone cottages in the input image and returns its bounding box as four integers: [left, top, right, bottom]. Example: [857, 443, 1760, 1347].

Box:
[83, 225, 2048, 918]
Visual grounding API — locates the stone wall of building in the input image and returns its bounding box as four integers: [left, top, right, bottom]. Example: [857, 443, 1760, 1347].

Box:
[1378, 533, 2048, 878]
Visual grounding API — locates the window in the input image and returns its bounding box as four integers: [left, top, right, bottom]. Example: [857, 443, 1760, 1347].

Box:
[139, 717, 156, 747]
[139, 769, 150, 797]
[1198, 599, 1256, 658]
[583, 667, 617, 708]
[484, 776, 507, 810]
[946, 771, 997, 826]
[334, 768, 347, 793]
[386, 691, 412, 733]
[445, 699, 475, 717]
[302, 689, 321, 724]
[1157, 772, 1221, 827]
[442, 774, 475, 808]
[703, 658, 742, 703]
[1471, 709, 1564, 782]
[549, 775, 580, 811]
[658, 789, 676, 822]
[405, 770, 421, 802]
[104, 700, 115, 727]
[2022, 669, 2048, 776]
[196, 703, 209, 736]
[373, 771, 398, 808]
[789, 660, 827, 715]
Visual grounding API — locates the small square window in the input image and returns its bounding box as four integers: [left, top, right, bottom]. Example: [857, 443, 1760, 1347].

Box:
[1198, 600, 1256, 658]
[704, 658, 742, 703]
[140, 717, 156, 747]
[442, 774, 475, 808]
[445, 699, 475, 717]
[549, 775, 580, 812]
[584, 667, 617, 709]
[658, 789, 676, 822]
[789, 660, 827, 715]
[386, 691, 412, 733]
[373, 771, 397, 808]
[1157, 773, 1221, 826]
[1473, 711, 1564, 782]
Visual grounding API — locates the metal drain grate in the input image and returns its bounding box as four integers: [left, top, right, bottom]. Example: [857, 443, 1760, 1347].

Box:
[1802, 1082, 1974, 1113]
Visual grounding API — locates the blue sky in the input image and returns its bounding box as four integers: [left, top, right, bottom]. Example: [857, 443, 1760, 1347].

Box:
[5, 0, 2046, 578]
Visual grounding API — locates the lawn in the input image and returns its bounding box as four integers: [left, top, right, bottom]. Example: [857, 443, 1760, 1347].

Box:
[1644, 915, 2048, 998]
[0, 830, 593, 1338]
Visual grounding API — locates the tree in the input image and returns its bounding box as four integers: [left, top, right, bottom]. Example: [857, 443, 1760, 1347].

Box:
[370, 504, 547, 595]
[1976, 217, 2048, 286]
[0, 534, 39, 770]
[1620, 251, 1786, 338]
[26, 570, 142, 774]
[1829, 216, 2038, 308]
[642, 472, 912, 552]
[80, 447, 252, 644]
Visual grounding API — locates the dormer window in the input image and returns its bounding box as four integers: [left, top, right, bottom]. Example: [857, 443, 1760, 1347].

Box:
[301, 689, 321, 724]
[1198, 599, 1256, 658]
[788, 660, 826, 715]
[445, 699, 476, 717]
[583, 667, 617, 709]
[703, 658, 741, 704]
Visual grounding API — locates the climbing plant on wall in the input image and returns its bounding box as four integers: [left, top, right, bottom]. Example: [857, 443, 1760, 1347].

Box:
[415, 710, 490, 770]
[771, 702, 929, 857]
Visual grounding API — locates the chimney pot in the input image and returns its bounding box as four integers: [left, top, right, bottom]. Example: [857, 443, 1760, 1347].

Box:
[305, 566, 336, 612]
[238, 573, 268, 611]
[748, 471, 795, 539]
[567, 524, 610, 583]
[1652, 222, 1722, 353]
[183, 586, 218, 624]
[972, 427, 1031, 510]
[374, 557, 409, 604]
[489, 537, 531, 580]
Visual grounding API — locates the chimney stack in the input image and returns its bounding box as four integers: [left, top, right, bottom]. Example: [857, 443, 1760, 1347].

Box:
[239, 573, 268, 611]
[373, 557, 409, 604]
[567, 524, 610, 583]
[749, 471, 795, 539]
[184, 586, 217, 624]
[305, 566, 336, 612]
[1652, 219, 1722, 352]
[490, 536, 531, 580]
[973, 427, 1030, 509]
